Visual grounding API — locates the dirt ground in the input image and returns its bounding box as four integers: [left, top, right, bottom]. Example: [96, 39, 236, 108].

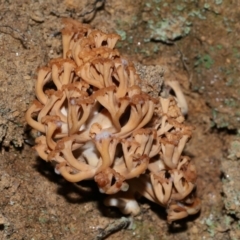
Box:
[0, 0, 239, 239]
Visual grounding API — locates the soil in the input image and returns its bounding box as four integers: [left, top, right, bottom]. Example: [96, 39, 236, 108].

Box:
[0, 0, 239, 239]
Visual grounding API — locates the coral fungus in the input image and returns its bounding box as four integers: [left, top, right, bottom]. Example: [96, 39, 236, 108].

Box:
[25, 18, 200, 223]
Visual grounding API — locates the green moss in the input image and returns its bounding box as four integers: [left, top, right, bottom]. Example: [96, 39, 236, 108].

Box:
[176, 4, 185, 11]
[147, 16, 191, 43]
[215, 0, 223, 5]
[205, 217, 217, 237]
[195, 54, 214, 69]
[38, 217, 47, 224]
[226, 78, 234, 86]
[224, 98, 236, 107]
[204, 3, 211, 10]
[115, 29, 127, 41]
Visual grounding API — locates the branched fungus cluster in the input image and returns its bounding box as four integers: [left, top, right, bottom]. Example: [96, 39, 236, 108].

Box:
[25, 18, 201, 223]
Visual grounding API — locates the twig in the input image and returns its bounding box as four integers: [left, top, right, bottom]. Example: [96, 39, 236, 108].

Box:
[176, 43, 193, 87]
[0, 25, 29, 48]
[93, 217, 131, 240]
